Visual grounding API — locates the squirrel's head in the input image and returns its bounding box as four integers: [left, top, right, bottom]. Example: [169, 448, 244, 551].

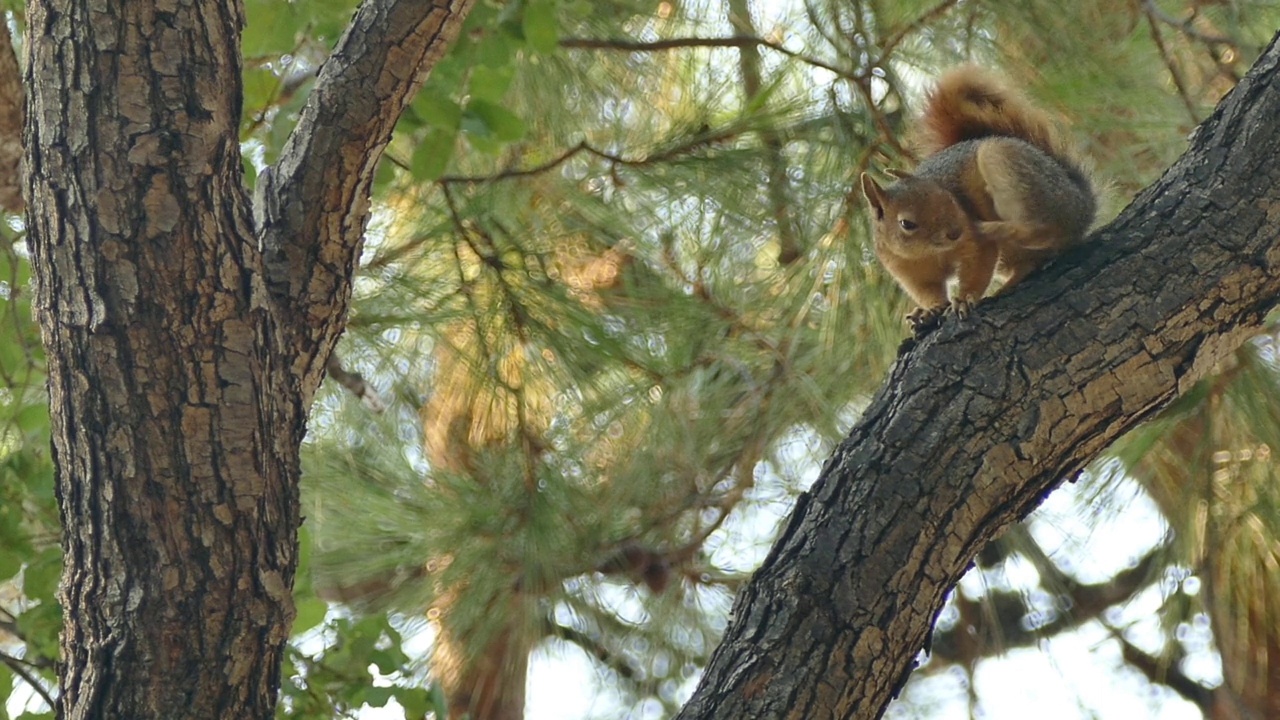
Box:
[860, 172, 969, 257]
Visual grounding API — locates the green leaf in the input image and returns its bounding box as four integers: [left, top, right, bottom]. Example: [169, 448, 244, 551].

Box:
[0, 540, 22, 579]
[431, 683, 450, 716]
[412, 89, 463, 131]
[14, 403, 49, 435]
[0, 493, 34, 556]
[0, 664, 11, 706]
[475, 31, 516, 68]
[292, 597, 328, 634]
[24, 547, 62, 600]
[369, 640, 408, 675]
[241, 155, 258, 188]
[0, 335, 23, 377]
[300, 0, 360, 43]
[469, 65, 515, 104]
[24, 460, 55, 503]
[242, 68, 280, 120]
[373, 157, 398, 192]
[15, 602, 61, 660]
[523, 0, 559, 54]
[360, 685, 395, 708]
[394, 687, 433, 718]
[242, 0, 299, 57]
[410, 128, 458, 181]
[465, 100, 526, 143]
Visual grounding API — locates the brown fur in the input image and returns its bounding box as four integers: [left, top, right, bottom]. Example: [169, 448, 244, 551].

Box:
[861, 66, 1097, 332]
[917, 65, 1068, 162]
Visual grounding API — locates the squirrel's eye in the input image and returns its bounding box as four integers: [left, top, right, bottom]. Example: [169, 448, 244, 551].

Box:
[899, 219, 918, 231]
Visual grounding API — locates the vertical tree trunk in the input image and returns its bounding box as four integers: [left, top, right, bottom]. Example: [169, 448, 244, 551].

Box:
[23, 0, 476, 716]
[436, 604, 533, 720]
[24, 2, 299, 717]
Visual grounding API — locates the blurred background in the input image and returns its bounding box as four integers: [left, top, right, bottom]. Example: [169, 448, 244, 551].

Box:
[2, 1, 1279, 718]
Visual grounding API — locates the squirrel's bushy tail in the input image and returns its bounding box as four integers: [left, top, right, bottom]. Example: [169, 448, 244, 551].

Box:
[917, 65, 1072, 163]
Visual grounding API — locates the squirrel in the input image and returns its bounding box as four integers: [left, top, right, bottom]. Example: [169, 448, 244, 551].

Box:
[860, 65, 1097, 332]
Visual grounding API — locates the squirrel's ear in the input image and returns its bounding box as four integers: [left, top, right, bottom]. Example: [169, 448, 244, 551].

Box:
[860, 173, 885, 214]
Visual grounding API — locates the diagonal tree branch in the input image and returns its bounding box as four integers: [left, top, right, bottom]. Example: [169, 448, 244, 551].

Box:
[1112, 626, 1215, 709]
[676, 33, 1280, 720]
[253, 0, 476, 403]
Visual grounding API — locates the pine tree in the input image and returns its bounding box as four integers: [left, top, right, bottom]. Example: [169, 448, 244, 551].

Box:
[1, 0, 1279, 718]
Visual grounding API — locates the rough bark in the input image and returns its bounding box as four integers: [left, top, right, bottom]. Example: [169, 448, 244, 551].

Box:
[22, 1, 473, 718]
[675, 34, 1280, 720]
[253, 0, 477, 407]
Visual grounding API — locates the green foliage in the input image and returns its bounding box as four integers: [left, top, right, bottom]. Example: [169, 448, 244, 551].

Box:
[0, 226, 58, 718]
[389, 0, 566, 182]
[242, 0, 359, 57]
[277, 614, 449, 719]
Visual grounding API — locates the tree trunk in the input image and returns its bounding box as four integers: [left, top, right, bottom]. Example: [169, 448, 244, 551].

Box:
[675, 33, 1280, 720]
[23, 0, 474, 717]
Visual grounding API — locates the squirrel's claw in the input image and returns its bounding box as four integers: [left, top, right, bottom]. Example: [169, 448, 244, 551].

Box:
[946, 297, 977, 319]
[907, 306, 944, 335]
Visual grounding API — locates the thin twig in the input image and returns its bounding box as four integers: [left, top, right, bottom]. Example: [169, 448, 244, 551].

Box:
[1112, 627, 1214, 710]
[726, 0, 802, 264]
[878, 0, 961, 61]
[560, 35, 855, 82]
[1143, 7, 1201, 125]
[549, 622, 645, 683]
[0, 649, 56, 712]
[438, 126, 745, 185]
[325, 352, 386, 412]
[1140, 0, 1232, 46]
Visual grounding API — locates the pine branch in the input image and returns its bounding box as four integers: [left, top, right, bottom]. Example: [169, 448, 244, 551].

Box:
[437, 127, 748, 184]
[877, 0, 962, 61]
[726, 0, 802, 264]
[560, 35, 856, 82]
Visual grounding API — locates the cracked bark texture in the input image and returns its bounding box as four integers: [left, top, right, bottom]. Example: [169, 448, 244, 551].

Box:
[22, 0, 473, 718]
[674, 35, 1280, 720]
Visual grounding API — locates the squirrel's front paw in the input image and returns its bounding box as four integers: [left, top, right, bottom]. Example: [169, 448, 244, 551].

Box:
[907, 306, 944, 335]
[945, 297, 978, 319]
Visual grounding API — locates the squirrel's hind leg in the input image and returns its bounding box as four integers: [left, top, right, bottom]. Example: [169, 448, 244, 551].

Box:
[948, 240, 999, 318]
[978, 219, 1062, 290]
